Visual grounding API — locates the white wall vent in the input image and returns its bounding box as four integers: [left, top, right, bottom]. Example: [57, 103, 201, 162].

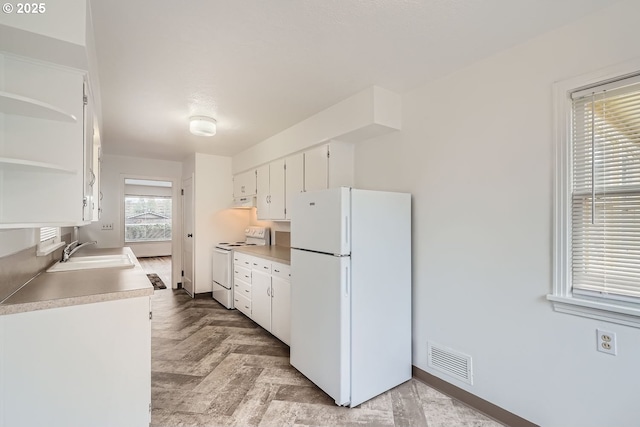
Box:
[427, 341, 473, 385]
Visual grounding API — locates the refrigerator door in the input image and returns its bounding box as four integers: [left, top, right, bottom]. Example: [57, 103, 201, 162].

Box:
[290, 248, 351, 406]
[290, 187, 351, 255]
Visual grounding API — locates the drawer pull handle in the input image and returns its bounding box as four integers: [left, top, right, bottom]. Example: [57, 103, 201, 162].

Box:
[274, 269, 280, 273]
[245, 289, 249, 293]
[263, 266, 268, 269]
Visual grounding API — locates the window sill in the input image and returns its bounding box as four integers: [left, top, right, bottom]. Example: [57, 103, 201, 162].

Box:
[36, 241, 66, 257]
[547, 294, 640, 328]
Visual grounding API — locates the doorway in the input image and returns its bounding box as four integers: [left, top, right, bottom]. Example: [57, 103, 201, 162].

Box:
[120, 176, 179, 289]
[181, 175, 194, 297]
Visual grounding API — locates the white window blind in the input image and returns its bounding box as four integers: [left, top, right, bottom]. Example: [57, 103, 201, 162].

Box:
[39, 227, 59, 243]
[570, 76, 640, 299]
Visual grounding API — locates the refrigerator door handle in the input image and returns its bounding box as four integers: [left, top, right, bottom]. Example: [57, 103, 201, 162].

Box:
[344, 265, 350, 296]
[344, 216, 349, 246]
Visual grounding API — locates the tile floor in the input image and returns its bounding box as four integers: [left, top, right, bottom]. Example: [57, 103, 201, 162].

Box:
[140, 256, 504, 427]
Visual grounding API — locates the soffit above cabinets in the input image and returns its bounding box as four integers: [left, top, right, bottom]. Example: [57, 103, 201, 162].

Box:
[88, 0, 612, 161]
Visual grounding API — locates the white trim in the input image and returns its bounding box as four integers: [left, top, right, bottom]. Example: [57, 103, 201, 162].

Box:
[119, 173, 180, 289]
[36, 241, 66, 257]
[547, 295, 640, 328]
[551, 57, 640, 327]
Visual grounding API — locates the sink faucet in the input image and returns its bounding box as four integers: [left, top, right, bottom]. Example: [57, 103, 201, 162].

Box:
[61, 240, 97, 262]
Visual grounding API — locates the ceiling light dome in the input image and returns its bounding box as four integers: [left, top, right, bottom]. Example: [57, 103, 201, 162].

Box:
[189, 116, 217, 136]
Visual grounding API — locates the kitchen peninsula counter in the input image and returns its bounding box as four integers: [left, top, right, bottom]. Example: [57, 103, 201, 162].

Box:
[0, 246, 153, 315]
[234, 245, 291, 265]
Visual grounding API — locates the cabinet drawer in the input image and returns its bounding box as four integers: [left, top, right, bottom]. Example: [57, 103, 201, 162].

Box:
[250, 257, 271, 274]
[272, 262, 290, 280]
[235, 294, 251, 317]
[234, 252, 252, 268]
[235, 279, 252, 299]
[233, 265, 252, 283]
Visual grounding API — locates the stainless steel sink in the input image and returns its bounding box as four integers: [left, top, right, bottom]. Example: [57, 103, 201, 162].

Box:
[46, 254, 135, 272]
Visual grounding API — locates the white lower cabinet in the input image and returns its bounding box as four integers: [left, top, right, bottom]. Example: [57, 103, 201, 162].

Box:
[233, 255, 252, 316]
[251, 270, 272, 331]
[233, 253, 291, 345]
[0, 297, 151, 427]
[271, 274, 291, 345]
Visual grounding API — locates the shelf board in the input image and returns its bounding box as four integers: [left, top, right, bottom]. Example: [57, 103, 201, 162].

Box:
[0, 91, 77, 123]
[0, 221, 89, 230]
[0, 157, 77, 174]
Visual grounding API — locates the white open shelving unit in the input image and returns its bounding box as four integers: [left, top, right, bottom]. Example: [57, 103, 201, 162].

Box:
[0, 91, 79, 176]
[0, 91, 77, 123]
[0, 53, 87, 228]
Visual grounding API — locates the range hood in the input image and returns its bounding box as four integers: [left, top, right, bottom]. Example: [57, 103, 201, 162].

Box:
[232, 196, 256, 209]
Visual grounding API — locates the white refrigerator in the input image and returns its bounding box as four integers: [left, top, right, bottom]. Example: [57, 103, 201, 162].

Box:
[290, 187, 412, 407]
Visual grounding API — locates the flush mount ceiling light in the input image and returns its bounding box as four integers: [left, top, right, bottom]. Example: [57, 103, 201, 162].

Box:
[189, 116, 217, 136]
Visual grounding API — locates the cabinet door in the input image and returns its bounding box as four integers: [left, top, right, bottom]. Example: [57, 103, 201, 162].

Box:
[256, 164, 270, 220]
[269, 158, 286, 220]
[91, 117, 101, 221]
[233, 170, 256, 198]
[1, 296, 151, 426]
[83, 82, 94, 222]
[251, 270, 272, 331]
[0, 55, 86, 226]
[285, 153, 304, 220]
[304, 144, 328, 192]
[271, 276, 291, 346]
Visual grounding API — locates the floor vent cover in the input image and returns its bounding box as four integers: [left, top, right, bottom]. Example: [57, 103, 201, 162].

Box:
[427, 341, 473, 385]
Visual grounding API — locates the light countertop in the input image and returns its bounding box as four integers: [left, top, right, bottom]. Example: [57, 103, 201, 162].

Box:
[0, 246, 153, 316]
[234, 245, 291, 265]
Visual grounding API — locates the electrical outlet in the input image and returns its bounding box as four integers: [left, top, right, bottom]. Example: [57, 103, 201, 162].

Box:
[597, 329, 617, 355]
[101, 223, 114, 231]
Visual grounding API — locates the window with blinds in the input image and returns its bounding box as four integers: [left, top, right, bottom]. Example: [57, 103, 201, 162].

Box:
[570, 76, 640, 300]
[39, 227, 59, 244]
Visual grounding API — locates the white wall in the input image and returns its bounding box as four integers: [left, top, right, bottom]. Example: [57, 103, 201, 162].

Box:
[183, 153, 250, 294]
[354, 1, 640, 426]
[78, 154, 182, 285]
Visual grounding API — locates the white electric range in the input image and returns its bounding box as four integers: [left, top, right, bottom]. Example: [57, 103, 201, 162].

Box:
[211, 226, 270, 308]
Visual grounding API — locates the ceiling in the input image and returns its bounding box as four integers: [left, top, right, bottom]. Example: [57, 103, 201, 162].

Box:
[89, 0, 612, 162]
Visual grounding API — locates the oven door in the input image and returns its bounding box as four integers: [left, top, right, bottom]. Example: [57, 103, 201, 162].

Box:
[212, 248, 231, 289]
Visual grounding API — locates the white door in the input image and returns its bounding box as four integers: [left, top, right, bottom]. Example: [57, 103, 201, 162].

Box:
[304, 144, 328, 192]
[290, 248, 351, 406]
[182, 176, 195, 297]
[271, 276, 291, 345]
[290, 187, 351, 255]
[269, 158, 286, 220]
[83, 81, 94, 222]
[256, 164, 270, 220]
[251, 270, 272, 331]
[285, 153, 304, 220]
[233, 169, 256, 198]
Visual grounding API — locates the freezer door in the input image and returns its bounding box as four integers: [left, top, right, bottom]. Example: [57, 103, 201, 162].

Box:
[290, 249, 351, 406]
[290, 187, 350, 255]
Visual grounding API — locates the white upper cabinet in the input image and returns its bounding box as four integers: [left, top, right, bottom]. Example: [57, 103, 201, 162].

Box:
[246, 141, 353, 222]
[256, 164, 270, 219]
[303, 144, 329, 192]
[91, 117, 102, 221]
[304, 141, 354, 192]
[233, 169, 257, 198]
[285, 153, 304, 220]
[0, 54, 91, 228]
[256, 159, 286, 220]
[270, 158, 286, 220]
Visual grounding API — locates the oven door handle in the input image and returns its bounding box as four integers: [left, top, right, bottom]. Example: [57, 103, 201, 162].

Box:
[214, 249, 230, 255]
